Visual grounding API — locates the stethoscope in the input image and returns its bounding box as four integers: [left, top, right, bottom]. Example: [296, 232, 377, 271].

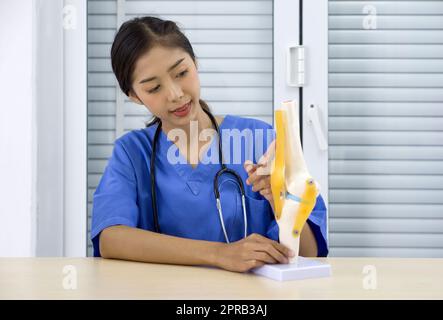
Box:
[149, 108, 248, 243]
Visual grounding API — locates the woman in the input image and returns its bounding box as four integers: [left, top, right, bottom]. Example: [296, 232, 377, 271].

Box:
[91, 16, 328, 273]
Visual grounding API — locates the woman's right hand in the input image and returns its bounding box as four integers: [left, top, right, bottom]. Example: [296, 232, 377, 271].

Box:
[213, 233, 295, 273]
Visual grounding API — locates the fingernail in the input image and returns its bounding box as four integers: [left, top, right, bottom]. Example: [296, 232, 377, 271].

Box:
[289, 250, 295, 257]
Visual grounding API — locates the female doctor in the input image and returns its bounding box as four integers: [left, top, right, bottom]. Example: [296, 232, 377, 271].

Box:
[91, 16, 329, 273]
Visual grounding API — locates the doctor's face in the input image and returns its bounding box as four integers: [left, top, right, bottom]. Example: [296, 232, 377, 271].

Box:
[128, 45, 201, 131]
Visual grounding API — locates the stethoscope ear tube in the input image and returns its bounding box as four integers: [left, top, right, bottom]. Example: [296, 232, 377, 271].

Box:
[151, 122, 162, 233]
[216, 198, 230, 244]
[241, 194, 248, 241]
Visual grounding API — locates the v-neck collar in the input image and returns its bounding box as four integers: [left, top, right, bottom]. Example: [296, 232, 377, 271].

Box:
[158, 115, 230, 196]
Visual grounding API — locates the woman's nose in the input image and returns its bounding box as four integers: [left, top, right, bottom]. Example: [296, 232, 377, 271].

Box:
[166, 80, 184, 102]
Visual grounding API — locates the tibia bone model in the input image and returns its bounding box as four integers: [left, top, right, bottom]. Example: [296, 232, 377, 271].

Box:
[270, 100, 320, 264]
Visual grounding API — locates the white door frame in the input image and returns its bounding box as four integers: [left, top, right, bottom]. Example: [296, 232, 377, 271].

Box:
[35, 0, 87, 257]
[63, 0, 88, 257]
[300, 0, 329, 207]
[273, 0, 329, 232]
[273, 0, 301, 116]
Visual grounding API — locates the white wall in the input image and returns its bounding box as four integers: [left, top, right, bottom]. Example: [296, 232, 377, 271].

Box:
[34, 0, 65, 257]
[0, 0, 36, 256]
[0, 0, 87, 257]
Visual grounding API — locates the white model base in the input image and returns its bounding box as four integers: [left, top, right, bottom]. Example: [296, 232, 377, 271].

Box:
[251, 257, 332, 281]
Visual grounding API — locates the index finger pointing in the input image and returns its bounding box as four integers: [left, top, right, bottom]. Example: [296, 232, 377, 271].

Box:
[258, 140, 275, 166]
[243, 160, 255, 174]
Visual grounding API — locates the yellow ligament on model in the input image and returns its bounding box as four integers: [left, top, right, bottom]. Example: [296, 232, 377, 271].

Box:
[291, 178, 317, 238]
[270, 109, 286, 220]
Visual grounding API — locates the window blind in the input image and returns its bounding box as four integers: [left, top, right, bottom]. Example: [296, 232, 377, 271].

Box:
[328, 0, 443, 257]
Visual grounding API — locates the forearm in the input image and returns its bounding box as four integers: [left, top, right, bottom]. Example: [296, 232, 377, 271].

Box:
[100, 225, 223, 267]
[299, 222, 318, 257]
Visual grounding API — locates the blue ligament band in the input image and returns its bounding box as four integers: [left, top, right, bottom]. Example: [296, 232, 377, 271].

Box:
[285, 192, 313, 205]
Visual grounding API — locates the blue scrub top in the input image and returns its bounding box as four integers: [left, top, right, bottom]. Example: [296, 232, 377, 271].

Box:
[91, 115, 329, 257]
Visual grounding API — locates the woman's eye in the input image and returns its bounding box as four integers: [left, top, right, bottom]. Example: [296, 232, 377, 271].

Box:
[177, 70, 188, 78]
[147, 71, 187, 93]
[148, 86, 160, 93]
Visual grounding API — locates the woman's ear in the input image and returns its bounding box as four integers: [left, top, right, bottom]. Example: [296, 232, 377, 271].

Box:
[128, 89, 143, 105]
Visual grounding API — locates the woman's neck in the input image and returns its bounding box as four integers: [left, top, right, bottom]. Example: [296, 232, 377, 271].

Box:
[163, 106, 213, 137]
[164, 106, 222, 168]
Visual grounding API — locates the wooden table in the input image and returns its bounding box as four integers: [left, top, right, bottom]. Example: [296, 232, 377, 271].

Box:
[0, 258, 442, 299]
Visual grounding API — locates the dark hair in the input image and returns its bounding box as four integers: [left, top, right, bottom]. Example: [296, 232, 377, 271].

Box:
[110, 16, 212, 127]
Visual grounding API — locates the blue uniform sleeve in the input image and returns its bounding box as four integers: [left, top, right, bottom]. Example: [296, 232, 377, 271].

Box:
[90, 139, 139, 257]
[266, 218, 279, 241]
[307, 194, 329, 257]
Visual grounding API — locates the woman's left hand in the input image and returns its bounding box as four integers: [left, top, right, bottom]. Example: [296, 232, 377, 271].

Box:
[243, 140, 275, 212]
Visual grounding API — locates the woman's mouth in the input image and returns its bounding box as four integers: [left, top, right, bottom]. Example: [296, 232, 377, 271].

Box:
[171, 101, 191, 117]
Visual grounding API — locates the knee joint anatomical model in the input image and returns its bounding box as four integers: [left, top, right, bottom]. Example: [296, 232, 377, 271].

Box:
[270, 100, 320, 264]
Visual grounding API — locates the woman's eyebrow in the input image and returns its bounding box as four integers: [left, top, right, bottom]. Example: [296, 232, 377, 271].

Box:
[139, 58, 185, 84]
